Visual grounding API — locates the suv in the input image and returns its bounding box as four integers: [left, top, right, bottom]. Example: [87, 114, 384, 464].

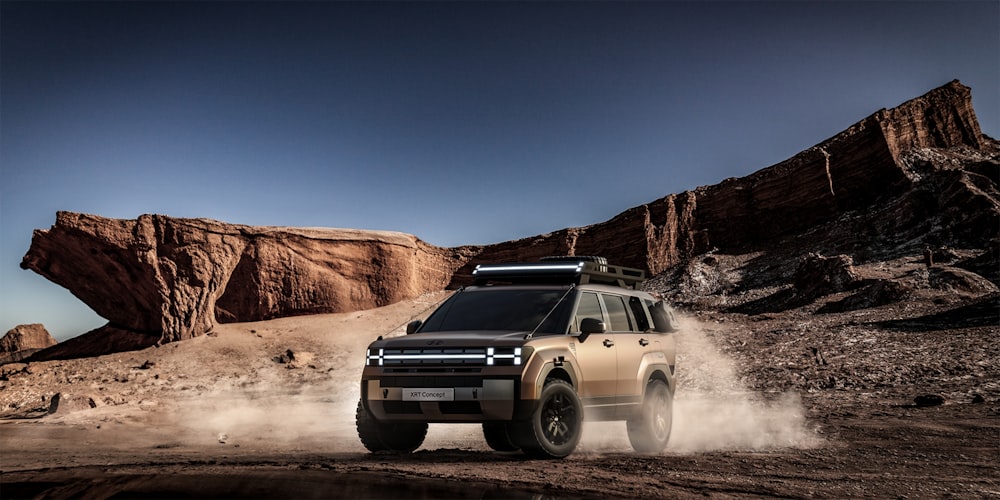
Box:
[356, 257, 678, 458]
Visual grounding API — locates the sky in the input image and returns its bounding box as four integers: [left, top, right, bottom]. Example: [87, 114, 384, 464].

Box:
[2, 1, 998, 341]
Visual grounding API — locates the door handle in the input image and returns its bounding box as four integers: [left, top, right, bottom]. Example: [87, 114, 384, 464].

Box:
[639, 338, 649, 346]
[603, 339, 615, 348]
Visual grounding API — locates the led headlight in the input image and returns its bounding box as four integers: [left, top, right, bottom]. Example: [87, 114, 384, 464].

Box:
[486, 346, 532, 366]
[366, 347, 383, 366]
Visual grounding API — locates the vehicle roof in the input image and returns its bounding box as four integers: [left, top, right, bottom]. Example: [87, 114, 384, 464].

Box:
[462, 283, 655, 299]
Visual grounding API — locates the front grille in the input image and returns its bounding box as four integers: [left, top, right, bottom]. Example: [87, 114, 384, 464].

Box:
[384, 347, 488, 366]
[368, 347, 523, 367]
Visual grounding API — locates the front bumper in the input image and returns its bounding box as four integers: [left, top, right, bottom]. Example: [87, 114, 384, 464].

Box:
[361, 376, 536, 423]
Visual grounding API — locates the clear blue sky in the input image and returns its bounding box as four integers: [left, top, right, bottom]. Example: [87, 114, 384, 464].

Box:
[2, 1, 997, 341]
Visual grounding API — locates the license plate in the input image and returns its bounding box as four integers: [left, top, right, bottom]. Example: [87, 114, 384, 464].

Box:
[402, 388, 455, 401]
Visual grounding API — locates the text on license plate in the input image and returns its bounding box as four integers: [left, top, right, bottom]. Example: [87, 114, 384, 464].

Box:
[402, 388, 455, 401]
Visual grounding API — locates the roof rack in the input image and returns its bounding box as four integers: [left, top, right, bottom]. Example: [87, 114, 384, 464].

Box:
[472, 257, 646, 289]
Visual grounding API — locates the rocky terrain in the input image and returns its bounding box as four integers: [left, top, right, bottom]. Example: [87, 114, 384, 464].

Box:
[3, 80, 998, 498]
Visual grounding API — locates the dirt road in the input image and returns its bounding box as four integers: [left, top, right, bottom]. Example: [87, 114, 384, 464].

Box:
[3, 400, 997, 499]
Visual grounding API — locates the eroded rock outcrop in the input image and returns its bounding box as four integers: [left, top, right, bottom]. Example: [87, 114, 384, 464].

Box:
[22, 214, 469, 344]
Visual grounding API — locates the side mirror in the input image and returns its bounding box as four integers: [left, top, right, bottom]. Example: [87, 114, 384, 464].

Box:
[578, 317, 606, 342]
[406, 320, 422, 335]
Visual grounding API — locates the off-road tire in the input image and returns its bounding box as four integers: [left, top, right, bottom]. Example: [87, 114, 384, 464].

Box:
[627, 379, 673, 453]
[356, 400, 428, 453]
[511, 379, 583, 459]
[482, 423, 519, 452]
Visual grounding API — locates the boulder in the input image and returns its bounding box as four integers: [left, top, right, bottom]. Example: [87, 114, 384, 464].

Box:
[913, 394, 945, 407]
[928, 267, 999, 295]
[0, 324, 57, 365]
[818, 279, 912, 314]
[1, 324, 56, 353]
[795, 253, 861, 300]
[47, 393, 98, 415]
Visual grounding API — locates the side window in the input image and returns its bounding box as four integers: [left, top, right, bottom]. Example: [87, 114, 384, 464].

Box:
[602, 294, 632, 332]
[629, 296, 651, 332]
[573, 292, 603, 332]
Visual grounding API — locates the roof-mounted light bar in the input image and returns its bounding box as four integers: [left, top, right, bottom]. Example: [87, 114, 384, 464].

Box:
[471, 258, 645, 289]
[473, 263, 583, 274]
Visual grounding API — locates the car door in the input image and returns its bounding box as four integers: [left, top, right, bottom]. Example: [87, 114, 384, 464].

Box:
[570, 291, 618, 415]
[599, 293, 647, 416]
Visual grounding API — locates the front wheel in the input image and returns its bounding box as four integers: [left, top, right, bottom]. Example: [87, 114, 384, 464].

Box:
[356, 400, 428, 453]
[627, 379, 673, 453]
[511, 379, 583, 459]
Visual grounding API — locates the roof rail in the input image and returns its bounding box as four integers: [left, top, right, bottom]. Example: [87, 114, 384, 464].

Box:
[472, 257, 646, 289]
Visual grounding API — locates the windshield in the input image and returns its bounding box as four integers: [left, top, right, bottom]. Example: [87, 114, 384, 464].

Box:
[419, 288, 571, 333]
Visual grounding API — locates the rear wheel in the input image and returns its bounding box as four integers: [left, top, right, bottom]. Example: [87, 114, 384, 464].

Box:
[356, 400, 428, 453]
[482, 423, 519, 452]
[627, 379, 673, 453]
[511, 379, 583, 458]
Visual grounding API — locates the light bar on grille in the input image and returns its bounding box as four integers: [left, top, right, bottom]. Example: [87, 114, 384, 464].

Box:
[366, 347, 523, 366]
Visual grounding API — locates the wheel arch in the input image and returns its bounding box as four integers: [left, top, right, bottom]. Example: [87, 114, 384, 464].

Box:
[644, 366, 674, 395]
[521, 346, 581, 400]
[544, 367, 574, 386]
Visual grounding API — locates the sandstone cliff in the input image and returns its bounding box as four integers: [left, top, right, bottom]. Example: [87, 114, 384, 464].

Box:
[21, 214, 470, 346]
[450, 80, 995, 281]
[20, 80, 997, 354]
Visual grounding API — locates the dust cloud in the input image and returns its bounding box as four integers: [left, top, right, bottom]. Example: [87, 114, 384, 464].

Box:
[667, 316, 822, 453]
[153, 321, 376, 452]
[581, 316, 822, 454]
[167, 374, 369, 452]
[161, 313, 819, 455]
[160, 298, 488, 453]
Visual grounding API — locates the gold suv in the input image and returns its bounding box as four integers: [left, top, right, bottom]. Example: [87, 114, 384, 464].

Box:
[357, 257, 678, 458]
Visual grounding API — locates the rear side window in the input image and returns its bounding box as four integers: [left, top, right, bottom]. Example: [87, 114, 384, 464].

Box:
[603, 294, 632, 332]
[629, 296, 651, 332]
[574, 292, 603, 332]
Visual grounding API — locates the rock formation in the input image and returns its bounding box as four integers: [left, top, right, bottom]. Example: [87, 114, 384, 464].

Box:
[0, 324, 57, 364]
[449, 80, 996, 281]
[20, 80, 998, 354]
[22, 214, 471, 345]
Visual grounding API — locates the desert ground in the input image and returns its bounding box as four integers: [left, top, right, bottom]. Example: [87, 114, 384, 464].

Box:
[3, 266, 999, 499]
